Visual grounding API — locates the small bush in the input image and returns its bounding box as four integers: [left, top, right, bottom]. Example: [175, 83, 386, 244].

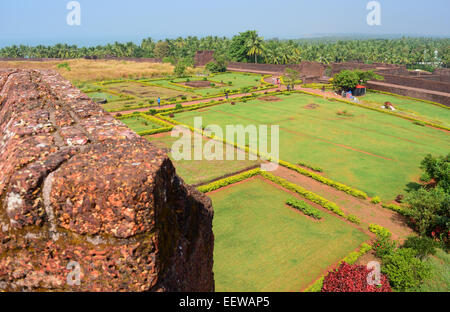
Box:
[149, 109, 157, 115]
[322, 263, 391, 292]
[369, 224, 392, 239]
[346, 214, 361, 224]
[371, 196, 381, 204]
[175, 103, 183, 110]
[402, 236, 439, 260]
[373, 235, 397, 259]
[286, 198, 322, 220]
[381, 248, 431, 291]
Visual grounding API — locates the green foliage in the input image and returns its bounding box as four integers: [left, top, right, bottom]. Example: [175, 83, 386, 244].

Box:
[346, 214, 361, 225]
[284, 68, 302, 87]
[373, 235, 397, 259]
[405, 187, 449, 238]
[371, 196, 381, 204]
[175, 103, 183, 110]
[174, 63, 187, 77]
[420, 153, 450, 191]
[286, 198, 323, 220]
[57, 62, 71, 71]
[197, 169, 261, 193]
[205, 54, 228, 73]
[261, 171, 348, 219]
[382, 203, 408, 215]
[381, 248, 431, 291]
[369, 224, 392, 239]
[403, 236, 439, 260]
[154, 41, 170, 59]
[279, 160, 368, 199]
[332, 70, 360, 90]
[332, 69, 382, 90]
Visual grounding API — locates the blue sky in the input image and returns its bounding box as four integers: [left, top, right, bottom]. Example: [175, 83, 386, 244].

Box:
[0, 0, 449, 47]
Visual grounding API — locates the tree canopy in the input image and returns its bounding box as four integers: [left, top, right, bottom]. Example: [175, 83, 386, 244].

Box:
[1, 33, 449, 68]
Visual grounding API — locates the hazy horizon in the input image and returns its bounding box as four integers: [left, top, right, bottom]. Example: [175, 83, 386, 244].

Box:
[1, 0, 449, 48]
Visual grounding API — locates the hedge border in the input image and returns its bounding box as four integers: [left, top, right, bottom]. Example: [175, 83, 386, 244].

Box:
[197, 168, 360, 225]
[116, 112, 174, 136]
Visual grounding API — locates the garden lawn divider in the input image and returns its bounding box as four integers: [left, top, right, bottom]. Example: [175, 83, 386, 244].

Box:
[197, 167, 360, 224]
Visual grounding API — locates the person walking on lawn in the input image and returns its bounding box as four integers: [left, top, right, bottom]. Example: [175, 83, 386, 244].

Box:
[157, 97, 161, 108]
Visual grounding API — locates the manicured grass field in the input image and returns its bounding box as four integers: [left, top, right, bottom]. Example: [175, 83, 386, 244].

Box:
[146, 133, 261, 185]
[120, 115, 163, 133]
[86, 91, 121, 102]
[172, 93, 450, 200]
[210, 177, 368, 292]
[362, 92, 450, 128]
[415, 249, 450, 292]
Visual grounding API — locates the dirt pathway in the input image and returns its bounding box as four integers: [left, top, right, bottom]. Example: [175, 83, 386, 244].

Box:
[272, 165, 414, 240]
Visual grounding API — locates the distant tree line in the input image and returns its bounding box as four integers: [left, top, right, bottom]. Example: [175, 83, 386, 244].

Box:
[1, 31, 449, 68]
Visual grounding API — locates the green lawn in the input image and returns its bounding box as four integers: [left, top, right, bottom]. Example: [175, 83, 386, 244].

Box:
[362, 92, 450, 128]
[146, 133, 261, 185]
[210, 177, 368, 292]
[120, 115, 163, 133]
[414, 249, 450, 292]
[86, 91, 121, 102]
[172, 93, 450, 200]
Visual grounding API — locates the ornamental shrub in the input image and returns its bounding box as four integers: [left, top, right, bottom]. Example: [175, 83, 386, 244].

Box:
[286, 198, 322, 220]
[322, 263, 391, 292]
[381, 248, 431, 291]
[373, 235, 397, 259]
[175, 103, 183, 110]
[402, 236, 439, 260]
[369, 224, 392, 239]
[371, 196, 381, 204]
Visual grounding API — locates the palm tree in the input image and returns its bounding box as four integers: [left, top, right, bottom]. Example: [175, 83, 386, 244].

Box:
[245, 31, 265, 63]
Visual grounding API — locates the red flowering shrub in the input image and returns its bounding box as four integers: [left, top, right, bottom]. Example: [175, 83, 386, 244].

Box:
[322, 263, 391, 292]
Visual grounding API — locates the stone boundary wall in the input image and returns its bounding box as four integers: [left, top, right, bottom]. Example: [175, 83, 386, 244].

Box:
[0, 69, 214, 292]
[379, 73, 450, 93]
[366, 81, 450, 106]
[228, 61, 326, 78]
[194, 51, 214, 67]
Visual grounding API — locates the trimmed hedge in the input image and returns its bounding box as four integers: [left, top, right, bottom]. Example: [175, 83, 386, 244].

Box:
[369, 224, 392, 238]
[371, 196, 381, 204]
[197, 168, 261, 193]
[116, 113, 174, 136]
[260, 171, 348, 218]
[382, 203, 408, 216]
[286, 198, 323, 220]
[279, 160, 368, 199]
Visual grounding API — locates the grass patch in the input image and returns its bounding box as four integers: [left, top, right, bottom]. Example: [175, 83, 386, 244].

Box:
[172, 92, 450, 200]
[120, 115, 164, 133]
[210, 178, 369, 292]
[145, 133, 262, 185]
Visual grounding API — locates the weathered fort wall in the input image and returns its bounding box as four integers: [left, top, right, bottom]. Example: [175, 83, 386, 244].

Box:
[0, 69, 214, 292]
